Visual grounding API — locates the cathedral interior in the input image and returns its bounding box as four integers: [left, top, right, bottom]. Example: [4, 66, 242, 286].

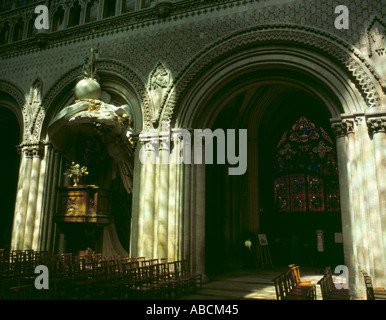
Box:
[0, 0, 385, 301]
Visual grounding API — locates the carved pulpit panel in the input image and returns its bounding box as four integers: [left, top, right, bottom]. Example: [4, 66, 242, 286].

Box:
[56, 185, 112, 225]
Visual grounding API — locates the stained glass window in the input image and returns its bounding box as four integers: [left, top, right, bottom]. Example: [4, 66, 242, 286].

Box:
[274, 116, 340, 212]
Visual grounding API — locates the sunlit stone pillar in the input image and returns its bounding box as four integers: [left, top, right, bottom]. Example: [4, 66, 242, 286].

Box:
[366, 112, 386, 289]
[331, 118, 357, 297]
[11, 142, 44, 251]
[352, 115, 371, 274]
[137, 138, 157, 259]
[39, 145, 60, 252]
[156, 131, 170, 259]
[168, 130, 186, 262]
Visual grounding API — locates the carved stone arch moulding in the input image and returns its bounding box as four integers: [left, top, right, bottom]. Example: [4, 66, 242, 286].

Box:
[0, 79, 26, 127]
[162, 24, 384, 126]
[0, 79, 26, 108]
[42, 59, 146, 138]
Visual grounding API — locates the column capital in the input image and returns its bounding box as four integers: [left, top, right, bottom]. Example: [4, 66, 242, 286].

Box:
[18, 141, 44, 158]
[331, 118, 355, 137]
[366, 117, 386, 135]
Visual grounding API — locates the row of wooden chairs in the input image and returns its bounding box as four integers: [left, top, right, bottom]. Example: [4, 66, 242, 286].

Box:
[360, 269, 386, 300]
[317, 267, 350, 300]
[272, 265, 316, 300]
[0, 249, 202, 300]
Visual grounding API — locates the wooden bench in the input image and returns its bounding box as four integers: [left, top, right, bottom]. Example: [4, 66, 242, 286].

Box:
[360, 270, 386, 300]
[317, 267, 350, 300]
[273, 270, 315, 300]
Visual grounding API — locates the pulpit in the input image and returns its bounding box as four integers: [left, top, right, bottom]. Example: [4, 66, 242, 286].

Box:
[55, 185, 112, 254]
[55, 185, 112, 225]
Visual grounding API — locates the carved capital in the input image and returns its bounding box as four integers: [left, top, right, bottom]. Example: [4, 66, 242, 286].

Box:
[331, 119, 355, 137]
[18, 141, 44, 159]
[367, 117, 386, 134]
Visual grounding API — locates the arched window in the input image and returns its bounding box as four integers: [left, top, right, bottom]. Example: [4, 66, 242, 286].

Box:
[122, 0, 135, 13]
[52, 6, 65, 32]
[85, 0, 99, 23]
[27, 14, 37, 38]
[12, 17, 24, 42]
[1, 0, 13, 12]
[103, 0, 116, 18]
[274, 116, 340, 212]
[68, 1, 81, 27]
[0, 21, 10, 45]
[141, 0, 157, 9]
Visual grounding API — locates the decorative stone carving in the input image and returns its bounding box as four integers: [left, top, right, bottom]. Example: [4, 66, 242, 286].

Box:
[366, 17, 386, 85]
[331, 119, 355, 138]
[368, 18, 386, 58]
[0, 80, 26, 108]
[18, 141, 44, 158]
[163, 26, 383, 126]
[367, 117, 386, 134]
[23, 79, 45, 144]
[148, 62, 172, 127]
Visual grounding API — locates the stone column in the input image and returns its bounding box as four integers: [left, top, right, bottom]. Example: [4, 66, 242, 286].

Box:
[11, 142, 44, 251]
[39, 146, 60, 251]
[193, 143, 206, 276]
[155, 130, 170, 259]
[79, 2, 87, 25]
[331, 118, 357, 297]
[366, 113, 386, 289]
[138, 139, 157, 258]
[116, 0, 122, 15]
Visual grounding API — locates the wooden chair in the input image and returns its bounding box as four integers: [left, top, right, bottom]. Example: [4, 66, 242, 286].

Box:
[69, 257, 97, 299]
[272, 271, 314, 300]
[317, 267, 350, 300]
[156, 261, 181, 299]
[130, 265, 157, 299]
[288, 265, 316, 298]
[180, 260, 203, 292]
[360, 270, 386, 300]
[95, 261, 122, 299]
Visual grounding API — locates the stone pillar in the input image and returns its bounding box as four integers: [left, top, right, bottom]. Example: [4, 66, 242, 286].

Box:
[116, 0, 122, 15]
[38, 145, 61, 252]
[366, 112, 386, 289]
[132, 126, 206, 277]
[11, 142, 45, 251]
[331, 118, 357, 297]
[155, 131, 170, 258]
[137, 139, 157, 258]
[191, 134, 206, 276]
[332, 111, 386, 299]
[79, 2, 87, 25]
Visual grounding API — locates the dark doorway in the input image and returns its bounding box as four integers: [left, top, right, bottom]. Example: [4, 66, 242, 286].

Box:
[0, 107, 20, 251]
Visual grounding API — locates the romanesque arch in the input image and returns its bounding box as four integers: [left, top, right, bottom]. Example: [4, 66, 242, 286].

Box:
[149, 25, 386, 298]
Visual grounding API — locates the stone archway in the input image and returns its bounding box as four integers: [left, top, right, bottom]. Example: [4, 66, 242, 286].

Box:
[164, 26, 385, 298]
[7, 60, 145, 257]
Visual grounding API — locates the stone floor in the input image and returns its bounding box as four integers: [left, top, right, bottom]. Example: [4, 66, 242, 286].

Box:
[179, 267, 325, 300]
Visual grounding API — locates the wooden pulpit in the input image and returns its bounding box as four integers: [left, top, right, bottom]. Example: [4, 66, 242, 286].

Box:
[55, 185, 112, 225]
